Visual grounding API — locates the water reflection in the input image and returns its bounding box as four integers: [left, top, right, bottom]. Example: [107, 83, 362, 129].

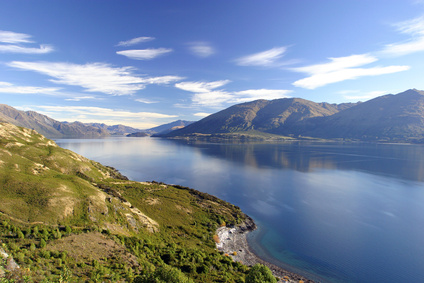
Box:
[168, 140, 424, 182]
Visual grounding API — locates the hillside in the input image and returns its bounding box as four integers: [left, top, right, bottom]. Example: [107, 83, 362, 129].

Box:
[164, 98, 357, 138]
[303, 89, 424, 141]
[163, 89, 424, 142]
[0, 104, 110, 138]
[0, 122, 259, 282]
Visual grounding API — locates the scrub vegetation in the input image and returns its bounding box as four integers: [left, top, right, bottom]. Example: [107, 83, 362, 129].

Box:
[0, 122, 278, 282]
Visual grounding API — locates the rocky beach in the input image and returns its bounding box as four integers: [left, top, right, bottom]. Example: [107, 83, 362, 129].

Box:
[216, 222, 315, 283]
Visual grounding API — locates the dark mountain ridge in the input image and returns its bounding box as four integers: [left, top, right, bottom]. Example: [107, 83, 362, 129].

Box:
[164, 89, 424, 142]
[145, 119, 194, 135]
[0, 104, 110, 138]
[83, 122, 141, 135]
[165, 97, 359, 137]
[303, 89, 424, 140]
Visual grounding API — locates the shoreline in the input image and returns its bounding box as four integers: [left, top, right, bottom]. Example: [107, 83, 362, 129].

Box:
[216, 224, 315, 283]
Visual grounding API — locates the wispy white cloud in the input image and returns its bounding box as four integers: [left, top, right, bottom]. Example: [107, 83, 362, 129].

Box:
[65, 96, 97, 101]
[188, 42, 215, 58]
[292, 54, 410, 89]
[176, 80, 291, 107]
[0, 44, 54, 54]
[8, 61, 183, 95]
[175, 80, 231, 93]
[191, 89, 291, 107]
[0, 81, 60, 94]
[192, 91, 233, 107]
[144, 76, 184, 85]
[0, 30, 54, 54]
[135, 98, 159, 104]
[235, 47, 287, 67]
[383, 16, 424, 56]
[21, 105, 178, 129]
[117, 48, 173, 60]
[193, 112, 211, 117]
[232, 89, 292, 102]
[116, 36, 155, 47]
[0, 30, 33, 44]
[339, 90, 388, 101]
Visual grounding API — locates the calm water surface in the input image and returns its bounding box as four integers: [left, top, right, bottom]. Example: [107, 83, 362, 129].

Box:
[56, 137, 424, 283]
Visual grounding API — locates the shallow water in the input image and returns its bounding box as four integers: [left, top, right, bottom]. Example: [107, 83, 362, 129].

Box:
[56, 137, 424, 283]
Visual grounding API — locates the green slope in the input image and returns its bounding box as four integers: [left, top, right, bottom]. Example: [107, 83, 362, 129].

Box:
[0, 122, 259, 282]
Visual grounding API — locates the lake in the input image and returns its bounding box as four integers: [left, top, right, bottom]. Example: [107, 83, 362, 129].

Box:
[56, 137, 424, 283]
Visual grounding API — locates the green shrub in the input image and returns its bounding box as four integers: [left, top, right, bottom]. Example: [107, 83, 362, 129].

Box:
[245, 264, 277, 283]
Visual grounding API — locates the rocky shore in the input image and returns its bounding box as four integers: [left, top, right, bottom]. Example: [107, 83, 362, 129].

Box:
[216, 220, 315, 283]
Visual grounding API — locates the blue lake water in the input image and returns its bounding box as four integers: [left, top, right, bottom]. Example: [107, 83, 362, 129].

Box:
[56, 137, 424, 283]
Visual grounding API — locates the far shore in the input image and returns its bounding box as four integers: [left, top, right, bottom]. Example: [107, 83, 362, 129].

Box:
[216, 225, 316, 283]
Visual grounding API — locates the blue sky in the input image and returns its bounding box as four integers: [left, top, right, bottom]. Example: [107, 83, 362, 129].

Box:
[1, 0, 424, 128]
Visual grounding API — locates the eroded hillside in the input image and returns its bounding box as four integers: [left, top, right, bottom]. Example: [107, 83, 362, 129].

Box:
[0, 122, 254, 282]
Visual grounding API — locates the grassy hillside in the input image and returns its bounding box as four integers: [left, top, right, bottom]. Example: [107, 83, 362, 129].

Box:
[0, 122, 258, 282]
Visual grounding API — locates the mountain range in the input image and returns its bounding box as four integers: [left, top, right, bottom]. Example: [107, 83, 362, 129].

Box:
[0, 104, 188, 139]
[2, 89, 424, 142]
[164, 89, 424, 143]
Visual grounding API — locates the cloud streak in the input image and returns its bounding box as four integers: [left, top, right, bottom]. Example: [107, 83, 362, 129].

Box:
[0, 81, 60, 94]
[292, 54, 410, 89]
[188, 42, 215, 58]
[176, 80, 291, 107]
[339, 90, 388, 101]
[0, 44, 53, 54]
[117, 36, 155, 47]
[235, 47, 287, 67]
[175, 80, 231, 93]
[0, 30, 54, 54]
[0, 30, 33, 44]
[8, 61, 183, 95]
[192, 89, 291, 107]
[117, 48, 173, 60]
[383, 16, 424, 56]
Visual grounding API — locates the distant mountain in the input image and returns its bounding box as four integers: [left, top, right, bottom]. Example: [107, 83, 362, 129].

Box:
[303, 89, 424, 141]
[143, 120, 194, 135]
[163, 89, 424, 142]
[0, 104, 110, 138]
[164, 98, 358, 137]
[84, 122, 141, 135]
[0, 104, 145, 138]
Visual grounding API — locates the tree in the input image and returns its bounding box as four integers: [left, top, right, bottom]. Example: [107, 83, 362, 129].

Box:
[245, 264, 277, 283]
[39, 238, 46, 249]
[135, 265, 194, 283]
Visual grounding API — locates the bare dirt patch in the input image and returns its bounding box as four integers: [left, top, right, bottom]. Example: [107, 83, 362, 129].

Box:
[46, 231, 139, 267]
[175, 204, 192, 214]
[145, 197, 160, 205]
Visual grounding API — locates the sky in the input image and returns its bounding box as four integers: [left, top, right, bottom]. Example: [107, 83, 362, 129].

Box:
[1, 0, 424, 129]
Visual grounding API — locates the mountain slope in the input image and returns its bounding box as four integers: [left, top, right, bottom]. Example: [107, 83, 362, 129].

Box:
[145, 120, 194, 135]
[163, 89, 424, 142]
[165, 98, 356, 137]
[0, 104, 109, 138]
[304, 89, 424, 140]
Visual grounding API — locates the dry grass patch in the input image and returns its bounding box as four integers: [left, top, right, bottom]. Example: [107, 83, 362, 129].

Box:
[46, 231, 139, 266]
